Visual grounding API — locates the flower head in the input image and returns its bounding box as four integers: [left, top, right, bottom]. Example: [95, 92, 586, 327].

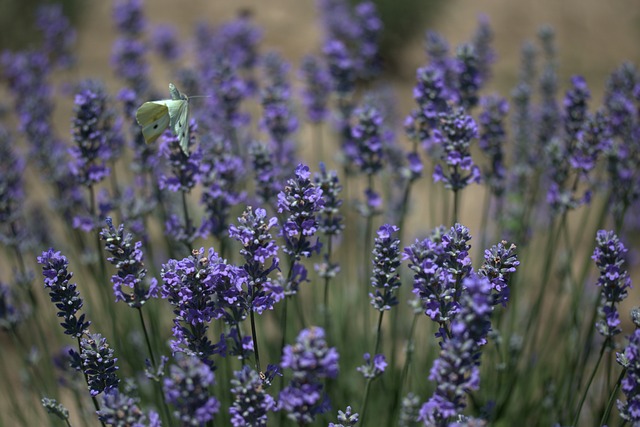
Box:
[592, 230, 631, 338]
[229, 366, 277, 426]
[370, 224, 402, 311]
[79, 333, 120, 396]
[37, 249, 90, 337]
[279, 327, 339, 424]
[618, 329, 640, 423]
[432, 107, 481, 191]
[419, 275, 492, 424]
[277, 164, 324, 260]
[100, 218, 159, 307]
[164, 356, 220, 425]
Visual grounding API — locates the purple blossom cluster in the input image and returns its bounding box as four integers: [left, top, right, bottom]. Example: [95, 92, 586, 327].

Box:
[229, 366, 277, 426]
[278, 164, 324, 261]
[432, 107, 482, 191]
[300, 55, 332, 124]
[369, 224, 401, 311]
[100, 218, 159, 307]
[419, 274, 493, 425]
[618, 329, 640, 423]
[478, 95, 509, 197]
[79, 333, 120, 396]
[7, 4, 640, 427]
[163, 356, 220, 425]
[97, 388, 160, 426]
[161, 248, 232, 365]
[37, 249, 90, 337]
[316, 0, 383, 80]
[228, 206, 283, 314]
[279, 327, 339, 424]
[70, 85, 111, 187]
[592, 230, 631, 338]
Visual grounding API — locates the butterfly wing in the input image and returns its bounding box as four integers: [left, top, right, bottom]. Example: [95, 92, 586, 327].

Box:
[135, 101, 171, 144]
[166, 99, 190, 155]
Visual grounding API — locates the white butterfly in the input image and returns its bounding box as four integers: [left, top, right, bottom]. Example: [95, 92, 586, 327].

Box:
[136, 83, 191, 155]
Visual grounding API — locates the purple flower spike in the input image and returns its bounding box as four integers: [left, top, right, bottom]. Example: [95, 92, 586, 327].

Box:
[329, 406, 359, 427]
[370, 224, 402, 311]
[100, 218, 158, 307]
[357, 353, 387, 379]
[98, 388, 158, 426]
[70, 84, 111, 187]
[229, 366, 277, 426]
[278, 164, 324, 262]
[478, 241, 519, 307]
[432, 107, 481, 191]
[419, 274, 492, 425]
[164, 356, 220, 425]
[79, 333, 120, 396]
[478, 95, 509, 198]
[618, 329, 640, 423]
[592, 230, 631, 338]
[37, 249, 90, 337]
[300, 55, 332, 124]
[279, 327, 339, 424]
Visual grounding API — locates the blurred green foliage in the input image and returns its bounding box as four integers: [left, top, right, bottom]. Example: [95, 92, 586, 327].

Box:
[353, 0, 447, 72]
[0, 0, 81, 51]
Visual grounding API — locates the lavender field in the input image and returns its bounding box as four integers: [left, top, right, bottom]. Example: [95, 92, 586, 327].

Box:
[2, 1, 640, 426]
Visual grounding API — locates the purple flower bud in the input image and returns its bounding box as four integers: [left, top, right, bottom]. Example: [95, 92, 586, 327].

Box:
[79, 333, 120, 396]
[37, 249, 91, 337]
[164, 356, 220, 425]
[229, 366, 277, 426]
[279, 327, 339, 424]
[592, 230, 631, 338]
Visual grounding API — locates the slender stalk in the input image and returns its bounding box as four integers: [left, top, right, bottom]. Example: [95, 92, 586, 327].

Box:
[136, 307, 171, 424]
[359, 377, 374, 427]
[323, 235, 334, 336]
[477, 188, 492, 265]
[362, 175, 375, 346]
[181, 190, 192, 253]
[572, 338, 609, 426]
[600, 368, 625, 426]
[389, 313, 420, 425]
[452, 188, 460, 225]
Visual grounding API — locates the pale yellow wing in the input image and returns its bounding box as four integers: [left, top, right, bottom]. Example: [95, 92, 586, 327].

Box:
[135, 102, 171, 144]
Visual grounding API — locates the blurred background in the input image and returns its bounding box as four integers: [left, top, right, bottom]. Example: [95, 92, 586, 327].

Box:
[2, 0, 639, 101]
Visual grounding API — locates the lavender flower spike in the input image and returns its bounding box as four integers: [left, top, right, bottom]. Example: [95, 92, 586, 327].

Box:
[618, 328, 640, 423]
[37, 249, 90, 337]
[370, 224, 401, 311]
[419, 274, 492, 425]
[329, 406, 359, 427]
[97, 388, 160, 426]
[164, 356, 220, 425]
[100, 218, 159, 307]
[592, 230, 631, 338]
[79, 333, 120, 396]
[278, 164, 324, 260]
[229, 366, 277, 426]
[432, 107, 481, 192]
[279, 326, 339, 424]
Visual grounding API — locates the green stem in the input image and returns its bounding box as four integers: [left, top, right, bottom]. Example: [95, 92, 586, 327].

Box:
[136, 307, 172, 425]
[600, 368, 625, 426]
[452, 188, 460, 225]
[359, 377, 374, 427]
[181, 190, 192, 253]
[477, 188, 492, 265]
[363, 175, 375, 346]
[572, 338, 609, 426]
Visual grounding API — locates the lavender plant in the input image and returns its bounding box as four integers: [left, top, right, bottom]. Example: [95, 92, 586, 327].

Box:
[3, 4, 640, 427]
